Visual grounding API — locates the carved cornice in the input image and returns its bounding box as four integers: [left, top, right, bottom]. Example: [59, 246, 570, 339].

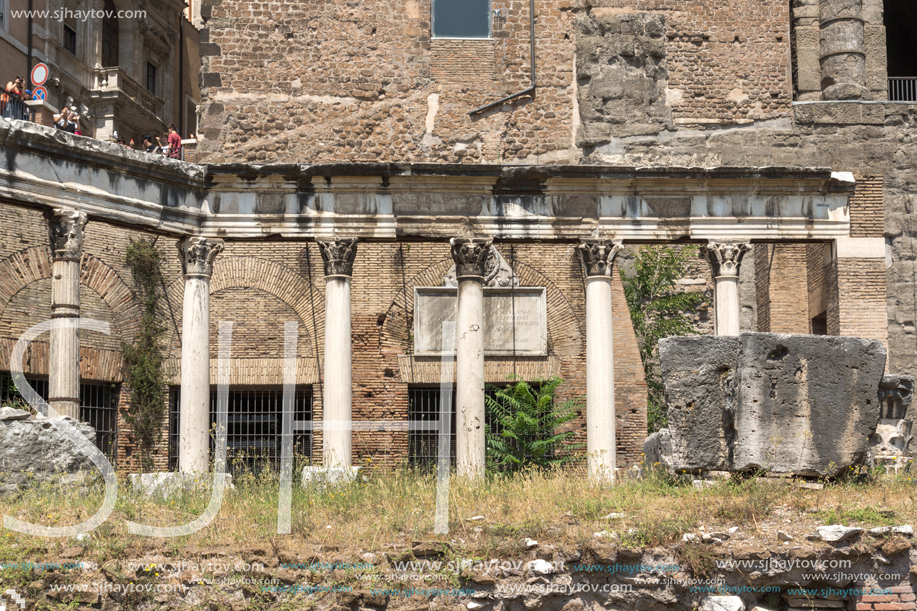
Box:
[449, 238, 493, 280]
[318, 238, 359, 278]
[178, 236, 224, 278]
[704, 241, 750, 278]
[49, 207, 89, 260]
[576, 239, 623, 278]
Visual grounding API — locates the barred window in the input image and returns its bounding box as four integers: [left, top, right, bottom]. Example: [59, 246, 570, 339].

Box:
[169, 386, 313, 473]
[408, 385, 512, 470]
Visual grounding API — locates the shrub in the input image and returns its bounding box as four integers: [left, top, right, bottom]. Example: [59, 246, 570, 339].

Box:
[485, 377, 585, 473]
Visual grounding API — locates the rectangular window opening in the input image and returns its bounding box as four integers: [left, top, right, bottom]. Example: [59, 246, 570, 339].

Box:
[146, 62, 157, 95]
[169, 386, 313, 474]
[63, 24, 77, 55]
[432, 0, 491, 39]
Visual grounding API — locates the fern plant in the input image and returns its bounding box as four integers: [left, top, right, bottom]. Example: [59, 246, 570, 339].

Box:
[622, 245, 705, 432]
[485, 376, 585, 473]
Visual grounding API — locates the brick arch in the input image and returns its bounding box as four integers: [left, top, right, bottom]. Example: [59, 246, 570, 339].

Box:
[164, 255, 321, 357]
[0, 245, 143, 343]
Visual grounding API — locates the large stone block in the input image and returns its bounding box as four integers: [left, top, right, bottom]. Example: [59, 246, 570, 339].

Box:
[659, 333, 886, 476]
[732, 334, 885, 475]
[0, 418, 98, 495]
[659, 336, 739, 471]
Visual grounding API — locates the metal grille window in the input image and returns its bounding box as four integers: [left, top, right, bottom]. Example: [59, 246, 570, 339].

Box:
[169, 386, 313, 473]
[408, 387, 457, 470]
[0, 373, 118, 463]
[80, 383, 118, 462]
[408, 386, 509, 469]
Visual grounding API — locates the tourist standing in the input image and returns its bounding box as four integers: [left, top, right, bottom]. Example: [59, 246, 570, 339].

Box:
[166, 124, 182, 160]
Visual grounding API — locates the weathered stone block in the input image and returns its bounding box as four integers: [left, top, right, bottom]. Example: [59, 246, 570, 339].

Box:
[660, 333, 886, 476]
[732, 334, 886, 476]
[0, 418, 98, 495]
[643, 428, 672, 471]
[659, 336, 739, 471]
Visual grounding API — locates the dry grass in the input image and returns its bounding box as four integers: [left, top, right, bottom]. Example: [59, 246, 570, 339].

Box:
[1, 463, 916, 564]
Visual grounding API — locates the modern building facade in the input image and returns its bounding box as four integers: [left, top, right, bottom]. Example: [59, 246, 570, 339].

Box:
[0, 0, 201, 140]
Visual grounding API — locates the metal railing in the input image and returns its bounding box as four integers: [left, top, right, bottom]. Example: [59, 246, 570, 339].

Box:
[1, 91, 30, 121]
[888, 77, 917, 102]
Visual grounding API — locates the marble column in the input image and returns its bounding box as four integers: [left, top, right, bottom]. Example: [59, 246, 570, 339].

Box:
[576, 239, 623, 483]
[178, 236, 224, 474]
[704, 241, 750, 337]
[318, 238, 359, 468]
[48, 207, 88, 420]
[450, 238, 491, 479]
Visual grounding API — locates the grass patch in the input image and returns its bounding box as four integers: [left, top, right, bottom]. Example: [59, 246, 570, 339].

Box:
[0, 465, 914, 567]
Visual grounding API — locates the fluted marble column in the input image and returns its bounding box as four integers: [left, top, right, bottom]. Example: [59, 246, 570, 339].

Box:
[48, 208, 88, 420]
[703, 241, 750, 337]
[178, 236, 224, 474]
[576, 239, 623, 483]
[318, 238, 359, 468]
[450, 238, 491, 479]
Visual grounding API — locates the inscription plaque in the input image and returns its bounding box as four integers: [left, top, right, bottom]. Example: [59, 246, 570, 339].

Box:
[414, 287, 547, 356]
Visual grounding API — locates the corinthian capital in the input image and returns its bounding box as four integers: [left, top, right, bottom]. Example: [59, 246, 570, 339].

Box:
[49, 207, 89, 259]
[449, 238, 493, 280]
[318, 238, 359, 278]
[704, 241, 750, 278]
[178, 236, 224, 278]
[576, 239, 624, 278]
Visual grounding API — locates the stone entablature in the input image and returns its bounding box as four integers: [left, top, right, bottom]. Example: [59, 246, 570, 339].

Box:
[0, 118, 855, 243]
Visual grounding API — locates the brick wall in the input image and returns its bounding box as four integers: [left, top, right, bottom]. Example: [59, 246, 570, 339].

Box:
[851, 583, 917, 610]
[756, 244, 810, 334]
[850, 175, 886, 238]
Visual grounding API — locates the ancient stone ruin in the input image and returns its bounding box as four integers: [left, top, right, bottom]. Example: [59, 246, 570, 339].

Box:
[655, 332, 893, 476]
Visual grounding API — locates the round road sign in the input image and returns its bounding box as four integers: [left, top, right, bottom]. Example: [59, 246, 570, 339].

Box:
[32, 86, 48, 102]
[30, 63, 49, 87]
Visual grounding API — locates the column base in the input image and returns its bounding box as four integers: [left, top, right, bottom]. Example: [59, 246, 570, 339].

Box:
[129, 472, 234, 499]
[301, 466, 362, 487]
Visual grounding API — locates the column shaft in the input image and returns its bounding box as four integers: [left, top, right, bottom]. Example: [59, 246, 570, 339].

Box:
[323, 277, 352, 467]
[317, 238, 359, 469]
[714, 276, 740, 336]
[179, 275, 211, 473]
[576, 239, 623, 483]
[48, 208, 88, 420]
[177, 236, 223, 474]
[455, 277, 485, 477]
[704, 242, 749, 337]
[450, 237, 492, 479]
[49, 257, 81, 419]
[585, 276, 615, 480]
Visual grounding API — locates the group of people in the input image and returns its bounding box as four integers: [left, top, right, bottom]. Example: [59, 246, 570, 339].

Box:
[134, 125, 185, 159]
[53, 106, 82, 135]
[4, 74, 187, 160]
